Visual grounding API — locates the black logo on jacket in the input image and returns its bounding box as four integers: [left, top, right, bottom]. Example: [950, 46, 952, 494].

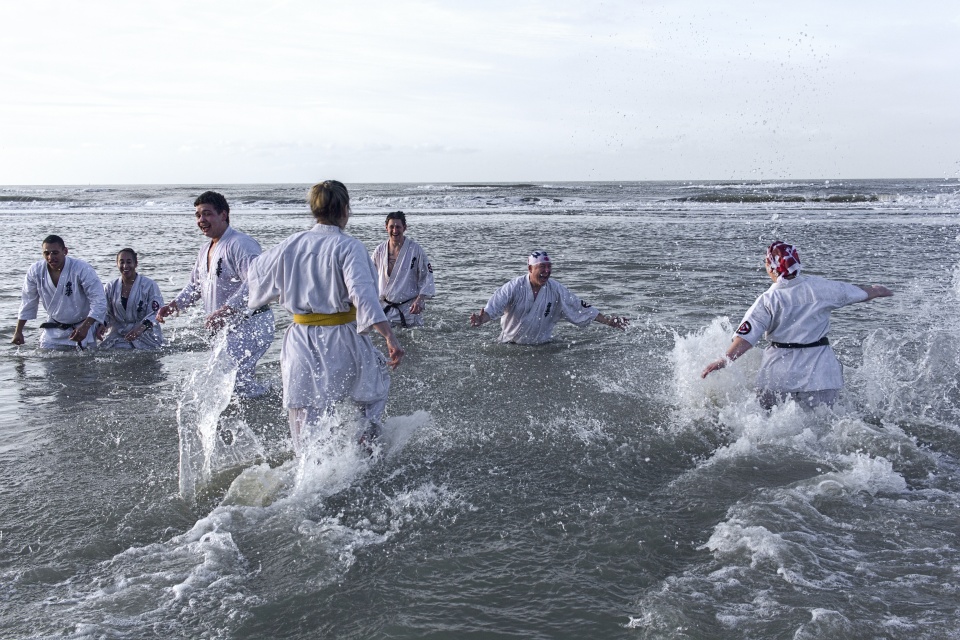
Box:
[544, 302, 552, 317]
[64, 282, 73, 296]
[736, 321, 752, 335]
[216, 258, 223, 278]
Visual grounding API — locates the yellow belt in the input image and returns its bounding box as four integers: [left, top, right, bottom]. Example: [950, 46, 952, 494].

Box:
[292, 307, 357, 326]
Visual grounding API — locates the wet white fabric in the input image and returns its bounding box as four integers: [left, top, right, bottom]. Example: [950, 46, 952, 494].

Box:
[18, 257, 107, 349]
[483, 275, 599, 345]
[100, 274, 164, 349]
[172, 225, 274, 394]
[248, 224, 390, 448]
[372, 237, 435, 327]
[736, 274, 868, 392]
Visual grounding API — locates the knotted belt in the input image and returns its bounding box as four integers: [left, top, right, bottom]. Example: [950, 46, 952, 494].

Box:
[39, 321, 79, 330]
[382, 297, 415, 328]
[770, 336, 829, 349]
[292, 306, 357, 326]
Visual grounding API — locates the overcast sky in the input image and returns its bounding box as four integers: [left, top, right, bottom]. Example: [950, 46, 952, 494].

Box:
[2, 0, 958, 184]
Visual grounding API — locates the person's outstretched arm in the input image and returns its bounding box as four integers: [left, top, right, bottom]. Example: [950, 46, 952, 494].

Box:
[701, 336, 753, 378]
[857, 285, 893, 301]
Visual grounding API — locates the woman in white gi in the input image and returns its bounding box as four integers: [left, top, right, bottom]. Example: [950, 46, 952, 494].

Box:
[469, 250, 628, 344]
[98, 248, 164, 349]
[701, 241, 893, 408]
[372, 211, 435, 327]
[247, 180, 404, 453]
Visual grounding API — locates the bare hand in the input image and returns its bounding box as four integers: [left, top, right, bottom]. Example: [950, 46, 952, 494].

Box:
[69, 323, 90, 344]
[701, 359, 727, 379]
[155, 303, 176, 324]
[96, 325, 106, 341]
[409, 297, 425, 315]
[469, 309, 488, 327]
[205, 307, 235, 333]
[606, 315, 629, 330]
[124, 325, 146, 342]
[11, 331, 25, 345]
[386, 341, 404, 369]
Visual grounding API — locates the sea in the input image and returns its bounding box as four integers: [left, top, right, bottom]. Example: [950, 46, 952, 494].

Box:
[0, 179, 958, 639]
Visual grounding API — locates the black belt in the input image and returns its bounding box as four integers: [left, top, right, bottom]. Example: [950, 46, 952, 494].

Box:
[771, 336, 829, 349]
[382, 298, 415, 328]
[39, 321, 78, 330]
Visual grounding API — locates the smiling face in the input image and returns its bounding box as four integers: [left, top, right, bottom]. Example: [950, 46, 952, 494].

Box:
[528, 261, 552, 288]
[195, 203, 229, 239]
[386, 218, 406, 242]
[42, 242, 67, 272]
[117, 251, 138, 280]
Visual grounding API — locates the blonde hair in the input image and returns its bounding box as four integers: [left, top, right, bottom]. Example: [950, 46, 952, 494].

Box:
[308, 180, 350, 226]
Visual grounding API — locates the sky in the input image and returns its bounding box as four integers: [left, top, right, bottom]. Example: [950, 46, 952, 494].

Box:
[2, 0, 959, 184]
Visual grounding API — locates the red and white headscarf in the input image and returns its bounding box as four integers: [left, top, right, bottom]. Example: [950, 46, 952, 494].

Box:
[528, 250, 551, 266]
[766, 241, 801, 279]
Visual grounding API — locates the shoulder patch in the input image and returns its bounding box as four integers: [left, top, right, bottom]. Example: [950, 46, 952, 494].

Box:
[580, 300, 592, 308]
[736, 320, 752, 335]
[152, 300, 161, 312]
[427, 263, 433, 274]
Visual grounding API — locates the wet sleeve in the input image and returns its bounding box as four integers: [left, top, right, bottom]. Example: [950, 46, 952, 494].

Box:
[416, 244, 436, 298]
[557, 282, 599, 327]
[343, 240, 388, 333]
[223, 240, 260, 311]
[79, 264, 107, 323]
[484, 280, 517, 320]
[735, 295, 771, 346]
[246, 246, 282, 310]
[173, 256, 203, 310]
[18, 265, 41, 320]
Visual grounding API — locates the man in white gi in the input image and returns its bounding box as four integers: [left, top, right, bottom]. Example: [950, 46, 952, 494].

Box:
[372, 211, 435, 328]
[701, 241, 893, 409]
[13, 235, 107, 349]
[156, 191, 275, 397]
[469, 250, 628, 344]
[247, 180, 403, 453]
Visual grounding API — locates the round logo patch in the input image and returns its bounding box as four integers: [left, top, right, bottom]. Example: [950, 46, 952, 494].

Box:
[736, 321, 752, 335]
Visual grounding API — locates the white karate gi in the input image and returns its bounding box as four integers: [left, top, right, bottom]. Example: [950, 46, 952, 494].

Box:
[372, 238, 435, 327]
[18, 257, 107, 349]
[248, 224, 390, 447]
[483, 276, 599, 345]
[735, 274, 868, 396]
[100, 275, 164, 350]
[172, 226, 275, 394]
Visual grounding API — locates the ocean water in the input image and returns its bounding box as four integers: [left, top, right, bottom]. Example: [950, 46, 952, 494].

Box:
[0, 180, 958, 639]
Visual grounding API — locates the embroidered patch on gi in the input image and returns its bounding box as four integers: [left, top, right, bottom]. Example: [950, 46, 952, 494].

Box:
[544, 302, 552, 317]
[410, 257, 417, 269]
[65, 282, 73, 296]
[427, 263, 433, 273]
[152, 300, 160, 311]
[215, 258, 223, 277]
[137, 300, 145, 314]
[580, 300, 592, 308]
[736, 321, 752, 335]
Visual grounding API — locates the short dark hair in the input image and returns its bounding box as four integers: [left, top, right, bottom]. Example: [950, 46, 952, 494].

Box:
[42, 234, 66, 248]
[385, 211, 407, 226]
[194, 191, 230, 215]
